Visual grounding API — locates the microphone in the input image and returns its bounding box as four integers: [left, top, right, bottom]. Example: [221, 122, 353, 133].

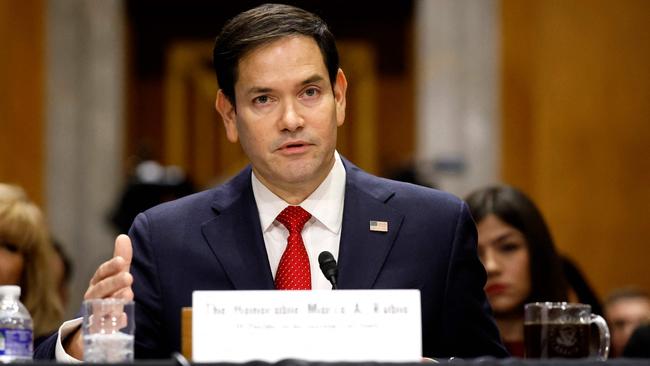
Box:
[318, 251, 338, 289]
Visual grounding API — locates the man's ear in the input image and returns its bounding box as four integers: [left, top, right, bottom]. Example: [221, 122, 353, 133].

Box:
[215, 90, 238, 143]
[333, 68, 347, 127]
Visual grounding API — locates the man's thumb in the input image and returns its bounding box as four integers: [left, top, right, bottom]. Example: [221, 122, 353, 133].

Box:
[113, 234, 133, 266]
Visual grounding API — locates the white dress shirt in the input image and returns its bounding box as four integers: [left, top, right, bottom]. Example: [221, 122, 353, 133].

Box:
[54, 152, 346, 360]
[251, 151, 346, 290]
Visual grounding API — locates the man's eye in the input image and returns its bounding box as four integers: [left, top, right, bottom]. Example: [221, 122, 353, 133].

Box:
[303, 88, 319, 98]
[254, 95, 269, 104]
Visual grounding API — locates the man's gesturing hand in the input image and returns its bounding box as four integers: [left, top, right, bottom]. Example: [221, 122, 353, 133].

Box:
[85, 234, 134, 300]
[65, 234, 134, 359]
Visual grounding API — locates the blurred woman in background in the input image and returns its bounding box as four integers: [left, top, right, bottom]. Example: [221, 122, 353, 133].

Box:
[465, 185, 568, 357]
[0, 183, 64, 340]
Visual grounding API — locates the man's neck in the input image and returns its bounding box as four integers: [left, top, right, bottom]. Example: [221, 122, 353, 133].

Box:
[264, 182, 317, 205]
[252, 157, 336, 205]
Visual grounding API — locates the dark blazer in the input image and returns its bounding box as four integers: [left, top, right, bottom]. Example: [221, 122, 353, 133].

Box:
[35, 158, 507, 359]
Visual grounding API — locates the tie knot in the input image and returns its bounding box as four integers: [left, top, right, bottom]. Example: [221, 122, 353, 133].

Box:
[276, 205, 311, 234]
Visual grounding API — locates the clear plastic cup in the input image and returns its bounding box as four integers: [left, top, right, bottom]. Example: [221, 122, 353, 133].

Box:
[82, 299, 135, 363]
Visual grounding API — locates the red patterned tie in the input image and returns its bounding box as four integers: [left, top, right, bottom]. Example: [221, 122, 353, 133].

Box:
[275, 205, 312, 290]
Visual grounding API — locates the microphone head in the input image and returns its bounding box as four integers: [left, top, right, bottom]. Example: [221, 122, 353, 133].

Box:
[318, 251, 338, 276]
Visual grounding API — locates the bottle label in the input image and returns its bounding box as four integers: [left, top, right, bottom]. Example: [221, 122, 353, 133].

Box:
[0, 328, 33, 357]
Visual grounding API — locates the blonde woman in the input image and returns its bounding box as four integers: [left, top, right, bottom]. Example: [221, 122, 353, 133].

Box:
[0, 183, 63, 340]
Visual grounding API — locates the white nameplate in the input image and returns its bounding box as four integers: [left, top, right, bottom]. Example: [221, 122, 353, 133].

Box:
[192, 290, 421, 362]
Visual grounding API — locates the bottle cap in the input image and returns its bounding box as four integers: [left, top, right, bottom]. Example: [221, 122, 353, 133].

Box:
[0, 285, 21, 297]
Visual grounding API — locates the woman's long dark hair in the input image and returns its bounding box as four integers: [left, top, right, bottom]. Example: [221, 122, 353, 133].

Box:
[465, 185, 568, 305]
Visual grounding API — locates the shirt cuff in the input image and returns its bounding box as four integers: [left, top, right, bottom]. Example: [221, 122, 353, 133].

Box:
[55, 318, 83, 363]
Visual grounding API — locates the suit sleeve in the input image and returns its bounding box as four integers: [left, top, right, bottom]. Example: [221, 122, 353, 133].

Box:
[129, 212, 170, 358]
[33, 332, 57, 359]
[439, 201, 509, 358]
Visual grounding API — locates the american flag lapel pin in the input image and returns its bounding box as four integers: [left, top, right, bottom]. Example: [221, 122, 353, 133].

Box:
[369, 220, 388, 233]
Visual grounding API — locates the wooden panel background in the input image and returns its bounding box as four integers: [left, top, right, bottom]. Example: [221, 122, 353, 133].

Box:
[0, 0, 45, 205]
[501, 0, 650, 299]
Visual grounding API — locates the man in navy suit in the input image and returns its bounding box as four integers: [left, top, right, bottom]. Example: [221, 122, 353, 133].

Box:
[36, 3, 507, 360]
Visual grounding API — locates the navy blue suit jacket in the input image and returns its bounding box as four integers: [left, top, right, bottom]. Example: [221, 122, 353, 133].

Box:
[36, 159, 507, 359]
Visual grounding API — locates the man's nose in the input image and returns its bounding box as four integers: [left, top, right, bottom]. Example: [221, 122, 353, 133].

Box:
[279, 100, 305, 132]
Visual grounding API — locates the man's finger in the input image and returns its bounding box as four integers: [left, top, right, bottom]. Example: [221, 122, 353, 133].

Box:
[85, 271, 133, 300]
[113, 234, 133, 266]
[111, 286, 134, 301]
[89, 256, 127, 286]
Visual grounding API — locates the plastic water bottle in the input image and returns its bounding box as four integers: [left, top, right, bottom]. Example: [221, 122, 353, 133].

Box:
[0, 286, 33, 363]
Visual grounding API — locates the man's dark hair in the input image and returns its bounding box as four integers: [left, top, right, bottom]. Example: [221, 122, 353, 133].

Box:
[465, 185, 569, 308]
[213, 3, 339, 104]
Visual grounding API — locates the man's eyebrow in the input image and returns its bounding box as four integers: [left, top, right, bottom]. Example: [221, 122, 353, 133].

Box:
[246, 86, 273, 96]
[244, 75, 326, 96]
[301, 74, 325, 85]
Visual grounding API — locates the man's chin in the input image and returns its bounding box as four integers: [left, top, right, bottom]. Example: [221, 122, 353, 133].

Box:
[279, 170, 317, 185]
[279, 160, 318, 179]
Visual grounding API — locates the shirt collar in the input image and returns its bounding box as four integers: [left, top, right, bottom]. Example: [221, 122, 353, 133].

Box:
[252, 151, 346, 234]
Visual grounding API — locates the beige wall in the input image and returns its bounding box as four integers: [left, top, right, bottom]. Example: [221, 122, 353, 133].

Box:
[0, 0, 45, 205]
[501, 0, 650, 298]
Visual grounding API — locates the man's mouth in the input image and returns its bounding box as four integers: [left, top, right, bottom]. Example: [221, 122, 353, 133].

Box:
[278, 141, 311, 154]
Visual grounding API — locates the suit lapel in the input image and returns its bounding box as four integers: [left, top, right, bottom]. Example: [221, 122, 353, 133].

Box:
[198, 159, 403, 290]
[337, 160, 404, 289]
[200, 167, 275, 290]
